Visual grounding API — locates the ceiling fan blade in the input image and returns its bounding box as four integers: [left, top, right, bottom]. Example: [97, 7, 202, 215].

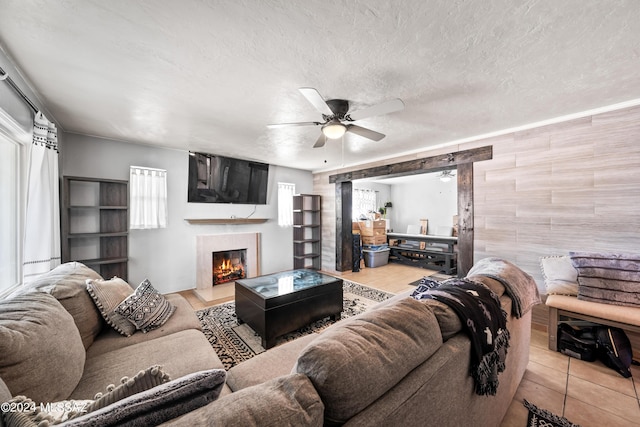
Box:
[313, 133, 326, 148]
[299, 87, 334, 116]
[348, 98, 405, 121]
[346, 124, 385, 141]
[267, 121, 321, 128]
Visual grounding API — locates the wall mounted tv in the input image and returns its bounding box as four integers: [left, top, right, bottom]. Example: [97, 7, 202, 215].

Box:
[188, 152, 269, 204]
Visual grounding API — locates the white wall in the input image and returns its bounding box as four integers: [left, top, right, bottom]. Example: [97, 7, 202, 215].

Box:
[388, 176, 457, 235]
[62, 133, 313, 293]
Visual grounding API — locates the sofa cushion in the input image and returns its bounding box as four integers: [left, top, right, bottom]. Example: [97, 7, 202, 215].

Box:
[540, 255, 579, 296]
[13, 261, 104, 349]
[0, 377, 9, 427]
[159, 373, 323, 427]
[226, 333, 319, 391]
[417, 299, 462, 340]
[70, 329, 223, 400]
[115, 279, 176, 333]
[0, 292, 86, 403]
[294, 297, 442, 424]
[87, 294, 201, 355]
[570, 252, 640, 307]
[86, 277, 136, 337]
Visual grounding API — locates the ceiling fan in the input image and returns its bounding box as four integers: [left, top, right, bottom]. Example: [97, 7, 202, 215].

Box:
[438, 170, 456, 182]
[267, 88, 405, 148]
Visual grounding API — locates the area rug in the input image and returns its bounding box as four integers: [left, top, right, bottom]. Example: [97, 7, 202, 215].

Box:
[523, 400, 581, 427]
[196, 280, 394, 370]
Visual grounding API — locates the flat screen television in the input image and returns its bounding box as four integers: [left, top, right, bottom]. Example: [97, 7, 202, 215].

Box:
[188, 151, 269, 204]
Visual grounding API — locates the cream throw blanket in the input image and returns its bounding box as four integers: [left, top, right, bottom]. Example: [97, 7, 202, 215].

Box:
[467, 257, 541, 318]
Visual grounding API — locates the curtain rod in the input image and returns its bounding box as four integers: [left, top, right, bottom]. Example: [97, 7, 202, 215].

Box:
[0, 66, 38, 113]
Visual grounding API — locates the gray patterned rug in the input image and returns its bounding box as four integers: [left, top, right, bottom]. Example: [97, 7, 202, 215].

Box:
[196, 280, 394, 370]
[524, 400, 580, 427]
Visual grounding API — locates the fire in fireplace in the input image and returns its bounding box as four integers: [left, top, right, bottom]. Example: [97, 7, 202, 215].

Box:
[212, 249, 247, 285]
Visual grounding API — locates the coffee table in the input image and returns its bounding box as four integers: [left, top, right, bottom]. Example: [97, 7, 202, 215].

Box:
[235, 269, 343, 349]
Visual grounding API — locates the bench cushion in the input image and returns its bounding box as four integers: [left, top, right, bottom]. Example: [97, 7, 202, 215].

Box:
[546, 294, 640, 327]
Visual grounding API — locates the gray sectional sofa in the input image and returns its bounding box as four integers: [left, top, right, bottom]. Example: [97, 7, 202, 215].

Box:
[0, 259, 538, 426]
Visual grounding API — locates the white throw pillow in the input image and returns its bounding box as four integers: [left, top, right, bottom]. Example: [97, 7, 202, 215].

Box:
[540, 256, 579, 296]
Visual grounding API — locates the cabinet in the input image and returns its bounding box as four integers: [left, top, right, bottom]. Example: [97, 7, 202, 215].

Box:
[293, 194, 321, 270]
[61, 176, 129, 280]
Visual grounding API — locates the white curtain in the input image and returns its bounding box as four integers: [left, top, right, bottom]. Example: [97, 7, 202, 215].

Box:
[352, 188, 377, 220]
[130, 166, 168, 229]
[277, 182, 295, 227]
[23, 112, 60, 283]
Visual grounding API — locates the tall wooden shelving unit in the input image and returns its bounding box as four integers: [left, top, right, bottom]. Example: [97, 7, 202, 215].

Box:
[293, 194, 321, 270]
[61, 176, 129, 280]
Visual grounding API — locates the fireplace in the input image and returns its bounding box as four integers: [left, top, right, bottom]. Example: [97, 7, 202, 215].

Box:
[195, 233, 260, 302]
[212, 249, 246, 285]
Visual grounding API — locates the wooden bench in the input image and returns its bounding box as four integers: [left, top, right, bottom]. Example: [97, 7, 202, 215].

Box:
[389, 246, 457, 275]
[546, 294, 640, 351]
[386, 232, 457, 275]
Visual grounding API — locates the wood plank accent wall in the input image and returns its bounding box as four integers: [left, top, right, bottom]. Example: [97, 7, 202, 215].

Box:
[314, 105, 640, 292]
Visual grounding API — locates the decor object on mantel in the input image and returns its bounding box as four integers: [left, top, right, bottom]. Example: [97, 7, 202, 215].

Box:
[523, 399, 580, 427]
[184, 218, 268, 225]
[196, 280, 393, 370]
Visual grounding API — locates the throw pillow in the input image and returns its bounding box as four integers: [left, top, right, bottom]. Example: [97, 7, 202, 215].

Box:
[1, 395, 93, 426]
[1, 367, 224, 427]
[0, 293, 86, 404]
[540, 255, 579, 296]
[86, 277, 136, 337]
[570, 252, 640, 307]
[63, 369, 226, 427]
[115, 279, 176, 333]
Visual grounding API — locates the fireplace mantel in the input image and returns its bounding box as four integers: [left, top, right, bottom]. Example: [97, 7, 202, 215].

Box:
[185, 218, 268, 225]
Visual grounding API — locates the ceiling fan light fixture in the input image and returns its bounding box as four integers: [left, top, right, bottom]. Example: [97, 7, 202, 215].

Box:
[439, 170, 455, 182]
[321, 120, 346, 139]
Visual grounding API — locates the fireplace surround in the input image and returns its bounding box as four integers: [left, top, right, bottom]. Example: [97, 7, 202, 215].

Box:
[195, 233, 260, 301]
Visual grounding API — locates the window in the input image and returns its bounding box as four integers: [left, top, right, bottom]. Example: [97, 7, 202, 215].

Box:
[277, 182, 295, 227]
[352, 188, 377, 220]
[0, 132, 25, 297]
[130, 166, 168, 229]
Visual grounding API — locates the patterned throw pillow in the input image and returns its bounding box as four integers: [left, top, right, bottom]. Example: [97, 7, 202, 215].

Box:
[86, 277, 137, 337]
[115, 279, 176, 333]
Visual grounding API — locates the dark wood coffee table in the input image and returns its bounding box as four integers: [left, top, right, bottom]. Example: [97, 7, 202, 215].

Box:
[235, 269, 343, 349]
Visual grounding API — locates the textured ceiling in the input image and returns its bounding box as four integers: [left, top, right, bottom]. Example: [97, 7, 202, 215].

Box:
[1, 0, 639, 171]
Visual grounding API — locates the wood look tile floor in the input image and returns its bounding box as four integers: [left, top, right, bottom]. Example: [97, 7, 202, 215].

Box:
[180, 263, 640, 426]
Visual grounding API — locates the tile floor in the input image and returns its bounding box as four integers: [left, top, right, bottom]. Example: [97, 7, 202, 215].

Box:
[500, 327, 640, 427]
[183, 263, 640, 426]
